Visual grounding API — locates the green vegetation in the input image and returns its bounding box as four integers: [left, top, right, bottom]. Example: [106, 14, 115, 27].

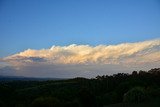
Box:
[0, 68, 160, 107]
[31, 97, 60, 107]
[123, 87, 146, 103]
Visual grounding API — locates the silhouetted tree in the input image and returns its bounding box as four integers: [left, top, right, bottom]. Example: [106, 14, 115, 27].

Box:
[78, 88, 97, 107]
[132, 71, 138, 76]
[31, 97, 61, 107]
[123, 87, 147, 103]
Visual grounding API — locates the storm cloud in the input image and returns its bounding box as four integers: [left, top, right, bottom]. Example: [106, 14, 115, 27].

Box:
[0, 39, 160, 78]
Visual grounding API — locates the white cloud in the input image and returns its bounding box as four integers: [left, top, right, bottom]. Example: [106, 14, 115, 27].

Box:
[4, 39, 160, 64]
[0, 39, 160, 78]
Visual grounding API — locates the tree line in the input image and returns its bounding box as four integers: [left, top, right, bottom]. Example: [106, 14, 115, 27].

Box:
[0, 68, 160, 107]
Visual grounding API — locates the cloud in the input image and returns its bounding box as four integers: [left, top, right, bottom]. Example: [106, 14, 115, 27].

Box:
[0, 39, 160, 78]
[4, 39, 160, 65]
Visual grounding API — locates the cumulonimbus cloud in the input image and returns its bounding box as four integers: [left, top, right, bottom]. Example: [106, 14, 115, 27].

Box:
[4, 39, 160, 65]
[0, 39, 160, 78]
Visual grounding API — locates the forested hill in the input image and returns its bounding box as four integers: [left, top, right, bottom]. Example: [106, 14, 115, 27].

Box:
[0, 68, 160, 107]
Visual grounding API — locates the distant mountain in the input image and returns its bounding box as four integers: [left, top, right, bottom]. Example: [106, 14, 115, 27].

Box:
[0, 75, 66, 81]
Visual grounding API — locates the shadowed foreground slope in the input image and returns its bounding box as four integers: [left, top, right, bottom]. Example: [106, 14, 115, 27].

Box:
[0, 68, 160, 107]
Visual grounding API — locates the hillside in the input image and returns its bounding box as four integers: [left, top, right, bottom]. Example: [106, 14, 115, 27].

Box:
[0, 68, 160, 107]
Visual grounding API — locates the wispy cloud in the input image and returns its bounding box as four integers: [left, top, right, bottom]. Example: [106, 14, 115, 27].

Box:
[1, 39, 160, 78]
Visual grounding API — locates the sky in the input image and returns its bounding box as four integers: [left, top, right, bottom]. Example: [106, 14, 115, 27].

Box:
[0, 0, 160, 78]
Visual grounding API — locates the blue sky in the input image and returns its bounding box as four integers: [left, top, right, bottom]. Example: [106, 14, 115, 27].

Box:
[0, 0, 160, 57]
